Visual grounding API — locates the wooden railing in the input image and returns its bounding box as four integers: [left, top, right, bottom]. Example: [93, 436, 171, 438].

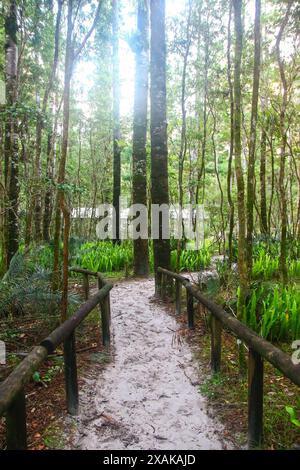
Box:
[0, 268, 112, 450]
[157, 267, 300, 449]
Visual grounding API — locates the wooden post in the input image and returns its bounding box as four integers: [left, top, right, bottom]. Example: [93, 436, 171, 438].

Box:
[6, 390, 27, 450]
[98, 276, 103, 290]
[101, 294, 111, 347]
[248, 348, 264, 448]
[63, 333, 79, 415]
[83, 273, 89, 300]
[161, 272, 165, 299]
[186, 290, 194, 329]
[156, 270, 162, 297]
[211, 316, 222, 374]
[175, 279, 181, 315]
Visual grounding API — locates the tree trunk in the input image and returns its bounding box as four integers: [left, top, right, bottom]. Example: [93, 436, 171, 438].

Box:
[246, 0, 261, 275]
[132, 0, 150, 276]
[52, 0, 73, 294]
[38, 0, 62, 243]
[227, 1, 235, 266]
[176, 0, 192, 271]
[259, 127, 268, 235]
[275, 1, 292, 285]
[150, 0, 170, 291]
[112, 0, 121, 244]
[43, 127, 55, 242]
[4, 0, 19, 269]
[233, 0, 248, 312]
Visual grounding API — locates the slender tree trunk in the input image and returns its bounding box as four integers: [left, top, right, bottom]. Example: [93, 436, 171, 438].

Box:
[210, 102, 225, 254]
[246, 0, 261, 275]
[52, 0, 101, 298]
[77, 123, 82, 238]
[112, 0, 121, 244]
[4, 0, 19, 269]
[275, 2, 292, 285]
[233, 0, 248, 312]
[43, 127, 55, 242]
[260, 126, 268, 235]
[52, 0, 73, 296]
[227, 1, 235, 265]
[132, 0, 149, 276]
[195, 18, 208, 209]
[266, 130, 275, 235]
[33, 0, 62, 242]
[176, 0, 191, 271]
[150, 0, 170, 291]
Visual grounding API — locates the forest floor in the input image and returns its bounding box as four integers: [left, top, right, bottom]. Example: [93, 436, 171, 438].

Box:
[0, 281, 108, 450]
[1, 275, 298, 450]
[72, 278, 232, 450]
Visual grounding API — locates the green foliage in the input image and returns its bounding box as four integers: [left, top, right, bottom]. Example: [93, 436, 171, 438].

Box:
[285, 406, 300, 428]
[252, 250, 279, 280]
[72, 241, 211, 275]
[243, 283, 300, 342]
[75, 241, 133, 273]
[0, 252, 79, 319]
[288, 260, 300, 279]
[251, 243, 300, 281]
[170, 248, 211, 272]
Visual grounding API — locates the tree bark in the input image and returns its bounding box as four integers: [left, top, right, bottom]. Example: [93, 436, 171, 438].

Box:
[38, 0, 63, 243]
[132, 0, 150, 276]
[52, 0, 73, 294]
[246, 0, 261, 275]
[150, 0, 170, 290]
[259, 126, 268, 235]
[176, 0, 192, 271]
[275, 1, 292, 285]
[227, 1, 235, 266]
[233, 0, 248, 311]
[4, 0, 19, 269]
[112, 0, 121, 244]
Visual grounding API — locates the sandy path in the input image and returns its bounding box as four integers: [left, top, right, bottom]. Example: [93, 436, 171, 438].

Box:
[74, 278, 226, 450]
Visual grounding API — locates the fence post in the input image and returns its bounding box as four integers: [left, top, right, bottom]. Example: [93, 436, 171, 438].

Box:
[101, 294, 111, 347]
[175, 279, 181, 315]
[211, 316, 222, 374]
[6, 389, 27, 450]
[64, 333, 79, 415]
[155, 270, 161, 297]
[248, 348, 264, 449]
[83, 273, 89, 300]
[186, 289, 194, 329]
[161, 272, 165, 299]
[98, 276, 103, 290]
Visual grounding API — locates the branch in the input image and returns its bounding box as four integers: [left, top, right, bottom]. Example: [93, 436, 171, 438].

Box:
[73, 0, 102, 62]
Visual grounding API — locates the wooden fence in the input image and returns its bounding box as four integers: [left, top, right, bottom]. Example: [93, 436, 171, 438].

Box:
[0, 268, 112, 450]
[157, 266, 300, 449]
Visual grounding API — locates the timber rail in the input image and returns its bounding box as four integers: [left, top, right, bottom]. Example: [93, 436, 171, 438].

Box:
[157, 266, 300, 449]
[0, 267, 112, 450]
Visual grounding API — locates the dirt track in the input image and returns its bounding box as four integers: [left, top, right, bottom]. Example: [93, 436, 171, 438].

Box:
[74, 278, 227, 450]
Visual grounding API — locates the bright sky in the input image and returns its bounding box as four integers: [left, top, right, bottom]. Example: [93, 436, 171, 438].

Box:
[73, 1, 266, 119]
[74, 0, 185, 117]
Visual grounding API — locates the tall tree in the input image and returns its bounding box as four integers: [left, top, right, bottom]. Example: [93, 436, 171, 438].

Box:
[52, 0, 101, 321]
[132, 0, 150, 276]
[233, 0, 248, 313]
[112, 0, 121, 244]
[246, 0, 261, 275]
[4, 0, 19, 269]
[176, 0, 192, 271]
[226, 0, 235, 266]
[33, 0, 63, 243]
[150, 0, 170, 291]
[275, 0, 293, 285]
[259, 125, 268, 235]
